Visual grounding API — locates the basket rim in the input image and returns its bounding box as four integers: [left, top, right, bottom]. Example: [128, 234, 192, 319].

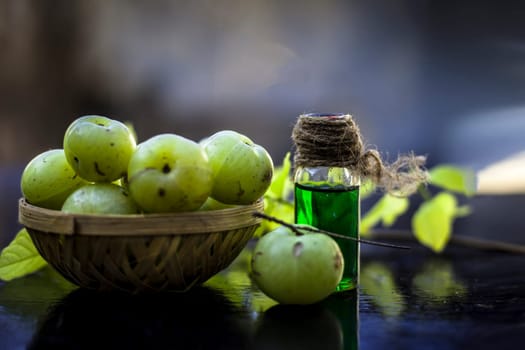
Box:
[18, 197, 264, 236]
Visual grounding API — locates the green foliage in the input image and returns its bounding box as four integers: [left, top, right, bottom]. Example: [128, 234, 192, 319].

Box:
[359, 165, 475, 252]
[261, 155, 476, 253]
[412, 192, 457, 252]
[409, 165, 474, 252]
[429, 165, 477, 196]
[255, 152, 294, 237]
[360, 194, 409, 236]
[359, 164, 475, 252]
[0, 229, 47, 281]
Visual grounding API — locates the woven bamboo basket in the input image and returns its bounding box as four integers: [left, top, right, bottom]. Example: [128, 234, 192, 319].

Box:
[18, 198, 263, 293]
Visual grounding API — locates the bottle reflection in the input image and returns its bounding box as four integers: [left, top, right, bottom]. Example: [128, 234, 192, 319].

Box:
[253, 289, 358, 350]
[321, 289, 359, 350]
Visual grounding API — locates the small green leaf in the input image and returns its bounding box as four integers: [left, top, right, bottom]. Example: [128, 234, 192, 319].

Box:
[257, 152, 294, 237]
[360, 194, 409, 236]
[267, 152, 292, 200]
[254, 196, 294, 237]
[412, 192, 457, 253]
[429, 165, 477, 196]
[0, 229, 47, 281]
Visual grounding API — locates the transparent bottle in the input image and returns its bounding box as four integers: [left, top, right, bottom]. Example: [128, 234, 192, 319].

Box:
[294, 165, 360, 292]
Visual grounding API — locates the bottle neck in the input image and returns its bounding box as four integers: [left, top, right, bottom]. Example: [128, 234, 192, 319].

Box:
[294, 166, 360, 187]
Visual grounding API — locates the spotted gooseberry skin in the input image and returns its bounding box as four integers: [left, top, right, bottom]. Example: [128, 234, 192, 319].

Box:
[127, 133, 213, 213]
[61, 183, 140, 215]
[251, 225, 344, 305]
[63, 115, 136, 183]
[21, 149, 88, 210]
[200, 130, 273, 205]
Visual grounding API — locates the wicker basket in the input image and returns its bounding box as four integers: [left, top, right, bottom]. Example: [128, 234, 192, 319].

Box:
[18, 198, 263, 293]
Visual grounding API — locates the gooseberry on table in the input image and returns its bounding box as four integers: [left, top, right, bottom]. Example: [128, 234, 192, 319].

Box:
[251, 225, 344, 305]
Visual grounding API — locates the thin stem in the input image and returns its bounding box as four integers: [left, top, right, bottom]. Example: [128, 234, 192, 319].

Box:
[253, 211, 305, 236]
[252, 211, 410, 250]
[370, 228, 525, 255]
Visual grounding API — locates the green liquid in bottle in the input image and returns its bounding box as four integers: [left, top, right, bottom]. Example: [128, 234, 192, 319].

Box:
[294, 183, 359, 291]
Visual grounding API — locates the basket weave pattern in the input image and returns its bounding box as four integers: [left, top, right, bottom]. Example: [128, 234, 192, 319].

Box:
[19, 198, 263, 293]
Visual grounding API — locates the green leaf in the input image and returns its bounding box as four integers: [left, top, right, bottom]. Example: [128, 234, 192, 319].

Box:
[429, 165, 477, 196]
[0, 229, 47, 281]
[256, 152, 294, 237]
[412, 192, 457, 253]
[267, 152, 292, 200]
[254, 196, 294, 237]
[360, 194, 409, 236]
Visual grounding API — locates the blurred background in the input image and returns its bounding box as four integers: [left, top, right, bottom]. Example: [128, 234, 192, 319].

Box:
[1, 0, 525, 243]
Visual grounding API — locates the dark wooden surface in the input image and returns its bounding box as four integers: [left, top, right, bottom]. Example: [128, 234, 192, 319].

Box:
[1, 167, 525, 349]
[1, 237, 524, 350]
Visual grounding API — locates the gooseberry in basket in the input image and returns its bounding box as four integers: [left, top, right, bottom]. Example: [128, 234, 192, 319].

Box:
[198, 197, 237, 211]
[62, 183, 140, 214]
[21, 149, 88, 210]
[251, 225, 344, 305]
[128, 133, 213, 213]
[63, 115, 136, 182]
[200, 130, 273, 205]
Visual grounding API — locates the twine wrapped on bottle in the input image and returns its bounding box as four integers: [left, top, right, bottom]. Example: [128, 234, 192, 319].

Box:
[292, 113, 428, 196]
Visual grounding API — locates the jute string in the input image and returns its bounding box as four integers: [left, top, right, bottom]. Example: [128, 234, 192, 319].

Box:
[292, 114, 428, 196]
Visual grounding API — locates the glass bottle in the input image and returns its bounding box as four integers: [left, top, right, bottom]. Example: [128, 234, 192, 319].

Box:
[292, 113, 361, 291]
[294, 158, 360, 291]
